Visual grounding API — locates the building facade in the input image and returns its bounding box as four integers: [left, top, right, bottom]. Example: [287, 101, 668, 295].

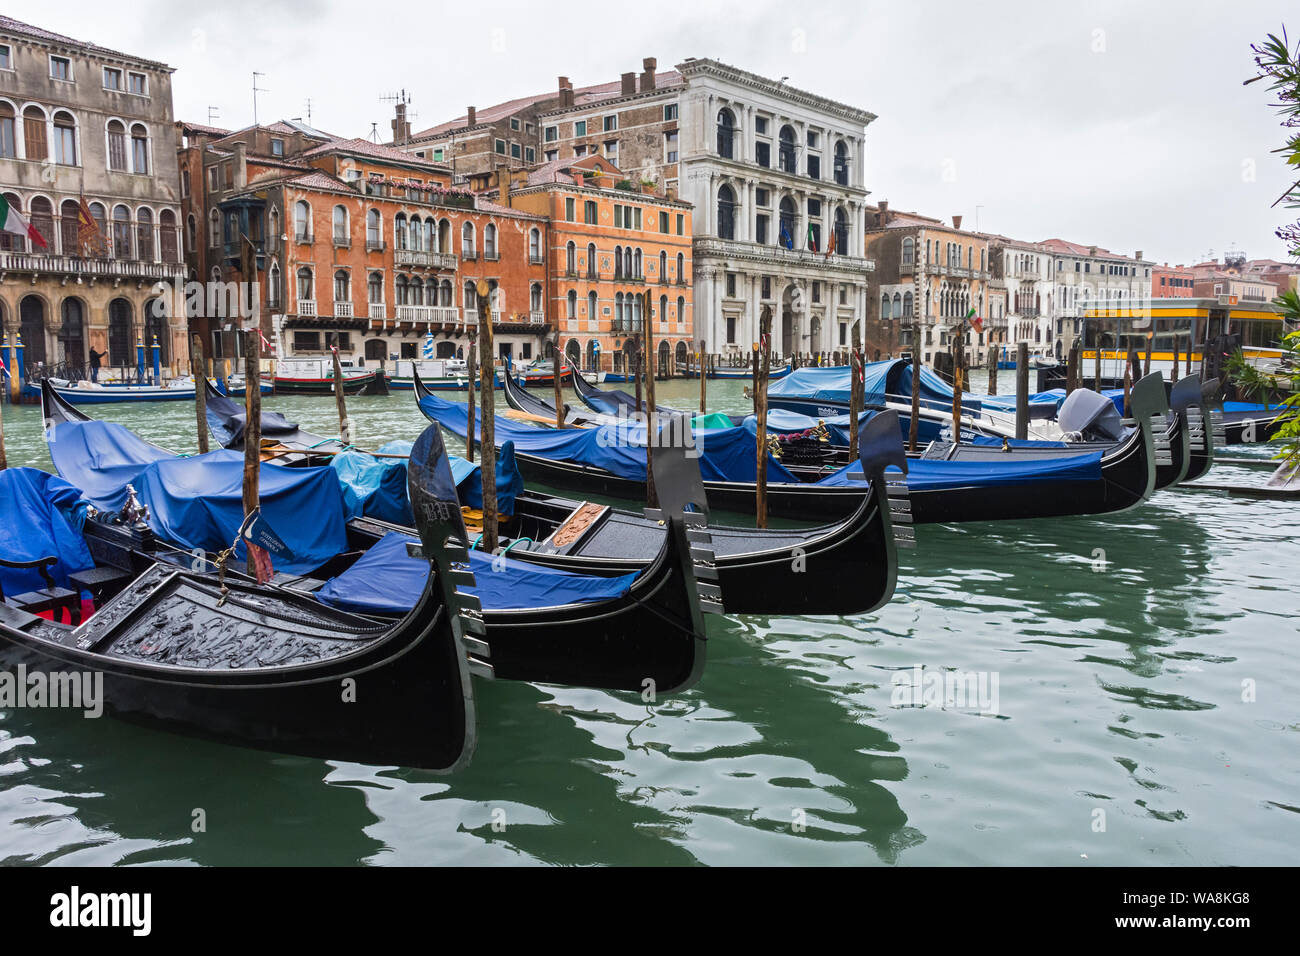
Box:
[504, 154, 693, 374]
[0, 15, 185, 383]
[177, 123, 551, 369]
[864, 206, 992, 366]
[1152, 263, 1195, 298]
[985, 235, 1054, 357]
[1042, 239, 1153, 358]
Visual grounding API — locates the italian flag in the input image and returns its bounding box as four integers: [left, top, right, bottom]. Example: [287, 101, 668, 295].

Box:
[0, 195, 47, 248]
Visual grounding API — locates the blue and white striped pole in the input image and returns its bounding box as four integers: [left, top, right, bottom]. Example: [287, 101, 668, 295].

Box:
[151, 335, 162, 385]
[422, 329, 434, 360]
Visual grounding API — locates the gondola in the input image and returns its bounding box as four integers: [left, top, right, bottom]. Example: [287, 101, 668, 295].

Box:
[566, 354, 687, 418]
[0, 427, 477, 772]
[42, 384, 718, 693]
[683, 360, 794, 381]
[100, 379, 905, 617]
[1218, 403, 1287, 444]
[500, 358, 607, 426]
[416, 369, 1168, 524]
[273, 368, 388, 396]
[201, 379, 348, 462]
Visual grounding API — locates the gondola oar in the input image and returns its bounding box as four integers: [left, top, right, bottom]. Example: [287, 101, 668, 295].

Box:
[331, 346, 351, 444]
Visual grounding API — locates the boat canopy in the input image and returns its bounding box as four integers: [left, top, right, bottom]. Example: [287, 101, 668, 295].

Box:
[1058, 389, 1126, 441]
[767, 361, 902, 404]
[330, 450, 413, 525]
[418, 392, 799, 483]
[377, 439, 525, 516]
[316, 530, 638, 614]
[0, 468, 95, 595]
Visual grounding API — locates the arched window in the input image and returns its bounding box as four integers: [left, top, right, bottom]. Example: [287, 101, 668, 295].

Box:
[623, 246, 633, 278]
[108, 298, 133, 366]
[778, 125, 797, 173]
[463, 280, 477, 310]
[588, 290, 598, 321]
[408, 214, 422, 251]
[368, 272, 383, 304]
[0, 103, 14, 159]
[366, 209, 381, 247]
[677, 295, 686, 325]
[484, 223, 497, 259]
[901, 236, 914, 265]
[892, 292, 902, 318]
[425, 218, 436, 252]
[296, 267, 314, 303]
[586, 242, 597, 278]
[833, 141, 849, 185]
[633, 248, 642, 277]
[659, 250, 667, 281]
[130, 123, 149, 174]
[158, 209, 177, 261]
[658, 294, 668, 325]
[268, 261, 281, 307]
[293, 201, 311, 241]
[438, 218, 451, 252]
[60, 298, 85, 366]
[23, 106, 47, 161]
[208, 208, 220, 248]
[59, 199, 80, 253]
[778, 196, 796, 248]
[566, 240, 576, 274]
[881, 294, 891, 319]
[461, 221, 475, 258]
[332, 205, 348, 244]
[111, 203, 132, 259]
[613, 245, 623, 279]
[902, 291, 913, 317]
[410, 276, 424, 306]
[186, 214, 196, 253]
[440, 279, 453, 307]
[334, 270, 350, 305]
[394, 212, 407, 251]
[717, 184, 737, 240]
[145, 302, 168, 366]
[395, 275, 409, 306]
[716, 108, 736, 159]
[834, 207, 848, 255]
[136, 207, 154, 261]
[53, 111, 77, 165]
[676, 252, 685, 283]
[566, 290, 577, 320]
[529, 227, 541, 261]
[530, 283, 543, 312]
[89, 202, 106, 250]
[0, 194, 21, 251]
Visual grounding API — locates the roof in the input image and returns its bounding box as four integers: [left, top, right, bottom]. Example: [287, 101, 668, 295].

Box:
[264, 119, 338, 140]
[179, 120, 233, 138]
[1038, 238, 1147, 262]
[410, 71, 684, 140]
[301, 137, 446, 170]
[0, 14, 172, 71]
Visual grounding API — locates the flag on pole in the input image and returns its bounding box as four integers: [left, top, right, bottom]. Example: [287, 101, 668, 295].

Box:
[806, 222, 817, 253]
[825, 227, 836, 259]
[779, 222, 793, 250]
[0, 194, 46, 248]
[76, 195, 108, 257]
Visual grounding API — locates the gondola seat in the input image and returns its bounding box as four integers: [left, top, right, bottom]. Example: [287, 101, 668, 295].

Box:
[0, 556, 82, 625]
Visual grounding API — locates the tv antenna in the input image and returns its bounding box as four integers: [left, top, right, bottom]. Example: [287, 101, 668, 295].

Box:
[304, 98, 313, 125]
[252, 71, 268, 125]
[368, 122, 380, 143]
[380, 88, 413, 108]
[207, 105, 221, 126]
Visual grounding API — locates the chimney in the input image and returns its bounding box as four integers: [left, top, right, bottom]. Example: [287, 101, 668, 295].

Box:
[466, 105, 477, 127]
[233, 141, 247, 189]
[558, 77, 574, 108]
[1135, 250, 1143, 261]
[952, 214, 963, 231]
[640, 57, 657, 91]
[391, 102, 411, 145]
[497, 165, 511, 208]
[1088, 245, 1097, 257]
[621, 72, 636, 96]
[877, 200, 889, 226]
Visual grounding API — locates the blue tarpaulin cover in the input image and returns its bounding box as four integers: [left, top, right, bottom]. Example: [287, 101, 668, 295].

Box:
[767, 361, 902, 404]
[419, 392, 798, 484]
[0, 468, 95, 595]
[48, 419, 173, 512]
[128, 449, 356, 574]
[315, 530, 638, 613]
[387, 438, 524, 515]
[817, 448, 1105, 491]
[330, 451, 412, 525]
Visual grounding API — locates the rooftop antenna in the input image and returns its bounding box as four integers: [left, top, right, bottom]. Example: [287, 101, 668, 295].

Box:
[207, 105, 221, 126]
[304, 97, 313, 125]
[367, 122, 380, 143]
[252, 71, 267, 126]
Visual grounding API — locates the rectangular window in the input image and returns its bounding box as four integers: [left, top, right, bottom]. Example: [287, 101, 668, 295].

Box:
[755, 117, 768, 134]
[755, 214, 769, 245]
[807, 198, 821, 217]
[761, 276, 772, 299]
[812, 281, 821, 303]
[755, 142, 770, 168]
[0, 45, 10, 70]
[574, 120, 587, 137]
[128, 72, 148, 95]
[603, 115, 617, 132]
[544, 126, 557, 142]
[584, 200, 597, 225]
[271, 138, 284, 156]
[663, 104, 678, 122]
[726, 273, 736, 297]
[726, 315, 736, 344]
[525, 147, 535, 162]
[664, 131, 678, 163]
[49, 55, 71, 80]
[604, 140, 618, 164]
[510, 117, 520, 131]
[614, 205, 623, 229]
[23, 111, 47, 161]
[676, 214, 683, 236]
[494, 139, 505, 155]
[807, 155, 820, 179]
[293, 330, 321, 352]
[574, 145, 587, 157]
[659, 211, 669, 233]
[565, 197, 575, 222]
[104, 67, 123, 90]
[545, 149, 557, 162]
[511, 142, 521, 159]
[434, 148, 444, 161]
[755, 188, 769, 207]
[807, 130, 819, 148]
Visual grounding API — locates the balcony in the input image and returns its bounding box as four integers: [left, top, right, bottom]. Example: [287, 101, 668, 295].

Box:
[334, 302, 354, 318]
[297, 299, 317, 316]
[333, 235, 351, 250]
[366, 239, 386, 253]
[461, 249, 478, 262]
[529, 311, 546, 324]
[368, 303, 387, 320]
[693, 237, 873, 273]
[294, 232, 313, 246]
[530, 254, 545, 266]
[0, 251, 184, 282]
[924, 263, 990, 280]
[396, 305, 463, 324]
[396, 249, 457, 270]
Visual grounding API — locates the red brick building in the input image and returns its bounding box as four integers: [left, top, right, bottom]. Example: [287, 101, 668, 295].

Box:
[1152, 263, 1195, 298]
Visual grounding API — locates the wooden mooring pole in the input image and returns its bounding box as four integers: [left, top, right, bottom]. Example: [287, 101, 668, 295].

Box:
[475, 280, 497, 553]
[331, 347, 350, 445]
[242, 329, 262, 574]
[643, 294, 657, 508]
[755, 307, 772, 529]
[1015, 342, 1029, 440]
[192, 333, 209, 454]
[465, 325, 477, 463]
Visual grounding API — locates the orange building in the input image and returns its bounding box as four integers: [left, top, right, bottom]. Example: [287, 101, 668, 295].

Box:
[500, 154, 693, 374]
[176, 121, 550, 369]
[1152, 263, 1195, 298]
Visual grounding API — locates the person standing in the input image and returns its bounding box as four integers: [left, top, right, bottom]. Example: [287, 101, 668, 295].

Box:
[88, 346, 104, 383]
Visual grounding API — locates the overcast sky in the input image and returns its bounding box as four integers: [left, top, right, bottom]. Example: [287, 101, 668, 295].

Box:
[11, 0, 1296, 265]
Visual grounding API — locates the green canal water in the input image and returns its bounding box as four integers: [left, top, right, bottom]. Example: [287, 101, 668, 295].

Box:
[0, 373, 1296, 866]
